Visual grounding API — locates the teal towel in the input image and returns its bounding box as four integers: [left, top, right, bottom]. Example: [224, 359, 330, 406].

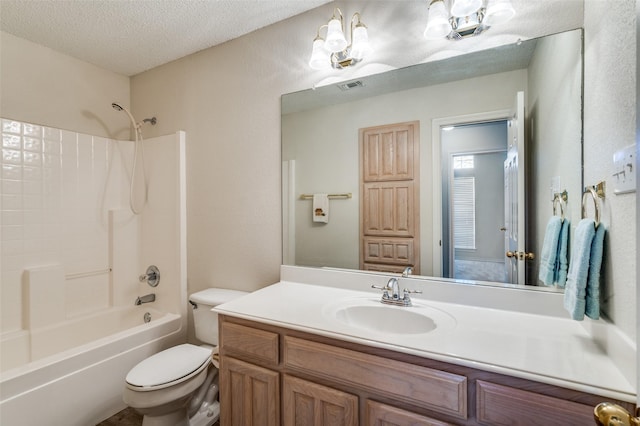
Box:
[539, 216, 562, 286]
[585, 224, 606, 319]
[563, 219, 596, 320]
[555, 218, 570, 288]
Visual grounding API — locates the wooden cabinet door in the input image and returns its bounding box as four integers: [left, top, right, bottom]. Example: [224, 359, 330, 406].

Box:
[366, 400, 454, 426]
[220, 357, 279, 426]
[283, 374, 358, 426]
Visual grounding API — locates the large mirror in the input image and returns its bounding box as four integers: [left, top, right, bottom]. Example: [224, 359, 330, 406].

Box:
[282, 28, 583, 288]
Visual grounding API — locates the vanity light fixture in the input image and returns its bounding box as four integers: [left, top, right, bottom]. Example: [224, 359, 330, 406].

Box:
[308, 8, 372, 70]
[424, 0, 515, 40]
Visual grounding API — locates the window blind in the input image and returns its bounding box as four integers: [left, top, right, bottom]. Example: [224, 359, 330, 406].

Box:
[453, 176, 476, 249]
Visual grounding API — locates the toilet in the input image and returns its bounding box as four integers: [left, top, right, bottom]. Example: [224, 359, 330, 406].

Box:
[123, 288, 248, 426]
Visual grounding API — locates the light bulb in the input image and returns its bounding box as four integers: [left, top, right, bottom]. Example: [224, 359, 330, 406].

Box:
[350, 25, 372, 60]
[484, 0, 516, 25]
[324, 18, 348, 53]
[450, 0, 482, 17]
[424, 0, 452, 39]
[309, 38, 330, 70]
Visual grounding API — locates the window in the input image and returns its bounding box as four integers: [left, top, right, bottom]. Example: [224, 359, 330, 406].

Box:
[453, 155, 474, 169]
[453, 176, 476, 249]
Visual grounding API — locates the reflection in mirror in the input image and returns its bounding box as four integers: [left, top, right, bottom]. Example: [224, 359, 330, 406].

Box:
[282, 28, 583, 289]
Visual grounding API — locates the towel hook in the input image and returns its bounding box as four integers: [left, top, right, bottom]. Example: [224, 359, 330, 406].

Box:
[582, 186, 602, 228]
[552, 194, 565, 221]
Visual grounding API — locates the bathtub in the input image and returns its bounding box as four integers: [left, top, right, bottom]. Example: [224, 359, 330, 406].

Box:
[0, 306, 185, 426]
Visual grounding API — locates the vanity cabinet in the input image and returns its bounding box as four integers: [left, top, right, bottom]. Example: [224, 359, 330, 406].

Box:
[220, 356, 279, 426]
[283, 374, 359, 425]
[218, 315, 634, 426]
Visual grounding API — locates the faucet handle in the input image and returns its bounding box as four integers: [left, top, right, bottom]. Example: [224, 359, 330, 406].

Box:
[402, 288, 422, 303]
[371, 284, 391, 299]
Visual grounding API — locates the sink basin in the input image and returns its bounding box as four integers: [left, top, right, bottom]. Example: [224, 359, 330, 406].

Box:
[323, 297, 456, 336]
[334, 305, 437, 334]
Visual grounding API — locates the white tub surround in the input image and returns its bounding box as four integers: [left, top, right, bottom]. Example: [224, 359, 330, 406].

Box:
[0, 121, 188, 425]
[214, 265, 636, 404]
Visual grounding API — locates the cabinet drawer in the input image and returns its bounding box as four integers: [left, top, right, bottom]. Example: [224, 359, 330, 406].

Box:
[284, 336, 467, 419]
[476, 380, 595, 425]
[220, 321, 279, 366]
[366, 400, 455, 426]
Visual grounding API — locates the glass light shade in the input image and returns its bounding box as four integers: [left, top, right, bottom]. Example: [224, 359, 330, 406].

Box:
[350, 25, 372, 60]
[484, 0, 516, 25]
[309, 38, 330, 70]
[424, 0, 452, 39]
[324, 18, 348, 53]
[450, 0, 482, 17]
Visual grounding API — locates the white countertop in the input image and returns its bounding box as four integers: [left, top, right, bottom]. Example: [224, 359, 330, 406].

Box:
[215, 279, 636, 403]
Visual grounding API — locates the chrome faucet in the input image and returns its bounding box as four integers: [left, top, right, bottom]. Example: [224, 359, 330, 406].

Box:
[135, 293, 156, 305]
[402, 266, 413, 277]
[139, 265, 160, 287]
[371, 276, 422, 307]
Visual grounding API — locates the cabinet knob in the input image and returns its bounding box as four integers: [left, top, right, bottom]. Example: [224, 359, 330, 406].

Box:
[594, 402, 640, 426]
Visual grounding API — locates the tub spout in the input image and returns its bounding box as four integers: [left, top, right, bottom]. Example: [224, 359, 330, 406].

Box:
[135, 293, 156, 305]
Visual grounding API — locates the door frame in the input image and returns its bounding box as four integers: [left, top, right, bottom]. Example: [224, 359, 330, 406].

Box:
[431, 109, 511, 277]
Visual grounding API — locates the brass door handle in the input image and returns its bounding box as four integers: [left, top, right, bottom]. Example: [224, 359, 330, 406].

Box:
[506, 251, 535, 260]
[594, 402, 640, 426]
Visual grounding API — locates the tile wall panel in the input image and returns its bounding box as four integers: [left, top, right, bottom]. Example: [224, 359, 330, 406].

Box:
[0, 119, 126, 330]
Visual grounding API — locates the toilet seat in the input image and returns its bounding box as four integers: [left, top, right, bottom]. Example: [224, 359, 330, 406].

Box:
[125, 344, 211, 391]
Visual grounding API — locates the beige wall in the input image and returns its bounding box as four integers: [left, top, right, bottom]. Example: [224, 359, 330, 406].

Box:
[584, 0, 636, 340]
[0, 32, 130, 139]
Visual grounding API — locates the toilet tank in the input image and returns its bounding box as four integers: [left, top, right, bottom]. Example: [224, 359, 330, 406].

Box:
[189, 288, 248, 346]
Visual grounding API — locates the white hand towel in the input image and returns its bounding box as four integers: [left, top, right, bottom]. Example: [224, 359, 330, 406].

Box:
[312, 194, 329, 223]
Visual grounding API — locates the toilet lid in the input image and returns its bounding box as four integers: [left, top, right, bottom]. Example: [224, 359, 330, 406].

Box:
[126, 344, 211, 389]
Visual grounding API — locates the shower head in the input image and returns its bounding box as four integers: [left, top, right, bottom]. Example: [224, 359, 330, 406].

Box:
[111, 102, 157, 128]
[111, 102, 138, 130]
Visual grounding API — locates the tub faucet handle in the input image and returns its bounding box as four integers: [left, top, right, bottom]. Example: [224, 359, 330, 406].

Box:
[139, 265, 160, 287]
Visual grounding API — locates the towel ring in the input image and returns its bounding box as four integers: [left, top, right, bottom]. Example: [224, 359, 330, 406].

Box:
[581, 187, 601, 227]
[552, 195, 565, 220]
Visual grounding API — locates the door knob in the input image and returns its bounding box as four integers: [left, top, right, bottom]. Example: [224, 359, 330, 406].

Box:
[594, 402, 640, 426]
[506, 251, 535, 260]
[522, 252, 535, 260]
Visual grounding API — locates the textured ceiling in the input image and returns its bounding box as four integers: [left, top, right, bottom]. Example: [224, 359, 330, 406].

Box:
[0, 0, 331, 76]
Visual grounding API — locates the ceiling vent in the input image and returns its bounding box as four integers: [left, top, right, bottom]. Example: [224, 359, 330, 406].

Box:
[337, 80, 365, 91]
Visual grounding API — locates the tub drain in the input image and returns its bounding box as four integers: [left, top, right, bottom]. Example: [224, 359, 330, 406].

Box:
[144, 312, 151, 323]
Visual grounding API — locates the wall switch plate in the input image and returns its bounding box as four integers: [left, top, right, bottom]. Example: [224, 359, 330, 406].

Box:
[612, 144, 636, 194]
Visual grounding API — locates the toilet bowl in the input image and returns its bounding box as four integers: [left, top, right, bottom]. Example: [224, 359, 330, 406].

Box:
[123, 288, 248, 426]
